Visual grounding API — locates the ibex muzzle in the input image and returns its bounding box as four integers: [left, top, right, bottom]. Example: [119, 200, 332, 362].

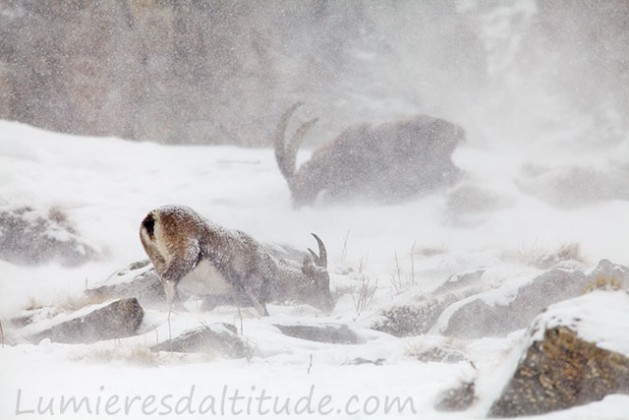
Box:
[275, 103, 464, 207]
[139, 205, 334, 315]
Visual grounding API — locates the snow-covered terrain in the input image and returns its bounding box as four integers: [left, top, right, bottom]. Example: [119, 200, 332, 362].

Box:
[1, 117, 628, 419]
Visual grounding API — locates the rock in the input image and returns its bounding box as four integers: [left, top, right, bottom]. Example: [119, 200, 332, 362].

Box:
[442, 260, 629, 338]
[488, 291, 629, 417]
[343, 357, 386, 366]
[274, 323, 363, 344]
[10, 307, 59, 328]
[434, 381, 476, 412]
[445, 185, 512, 227]
[0, 206, 97, 266]
[86, 260, 164, 305]
[87, 259, 235, 309]
[0, 1, 484, 148]
[517, 163, 629, 208]
[151, 324, 248, 358]
[28, 298, 144, 344]
[410, 344, 467, 364]
[372, 283, 485, 337]
[434, 269, 484, 294]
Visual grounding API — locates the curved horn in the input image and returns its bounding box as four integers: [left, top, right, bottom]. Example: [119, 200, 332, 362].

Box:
[308, 233, 327, 268]
[274, 102, 303, 179]
[274, 102, 318, 181]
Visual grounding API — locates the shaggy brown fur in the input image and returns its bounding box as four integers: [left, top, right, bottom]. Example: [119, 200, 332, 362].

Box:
[275, 103, 464, 207]
[140, 205, 333, 315]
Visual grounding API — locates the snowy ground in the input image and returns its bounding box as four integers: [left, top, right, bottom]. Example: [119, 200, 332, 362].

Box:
[1, 120, 629, 419]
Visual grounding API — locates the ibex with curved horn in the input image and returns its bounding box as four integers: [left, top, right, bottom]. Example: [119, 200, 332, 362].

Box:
[140, 205, 334, 316]
[275, 103, 464, 207]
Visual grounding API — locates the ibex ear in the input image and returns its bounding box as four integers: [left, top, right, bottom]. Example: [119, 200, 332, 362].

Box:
[302, 255, 317, 278]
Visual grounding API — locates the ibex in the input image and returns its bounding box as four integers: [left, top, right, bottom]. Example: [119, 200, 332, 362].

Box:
[275, 103, 464, 207]
[139, 205, 334, 316]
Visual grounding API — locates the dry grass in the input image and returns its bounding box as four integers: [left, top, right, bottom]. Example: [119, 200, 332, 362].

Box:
[506, 242, 585, 269]
[351, 275, 378, 315]
[56, 293, 112, 313]
[390, 243, 418, 293]
[584, 276, 623, 293]
[406, 337, 468, 363]
[82, 345, 162, 366]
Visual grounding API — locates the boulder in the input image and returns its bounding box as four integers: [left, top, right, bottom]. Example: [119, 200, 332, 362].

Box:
[0, 206, 96, 266]
[342, 357, 386, 366]
[372, 282, 485, 337]
[435, 381, 476, 412]
[274, 323, 363, 344]
[151, 324, 248, 359]
[517, 163, 629, 208]
[28, 298, 144, 344]
[442, 260, 629, 338]
[488, 291, 629, 417]
[85, 260, 164, 305]
[410, 344, 467, 363]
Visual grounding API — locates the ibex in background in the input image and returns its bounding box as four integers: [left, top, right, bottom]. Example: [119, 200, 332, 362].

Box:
[140, 205, 334, 316]
[275, 103, 464, 207]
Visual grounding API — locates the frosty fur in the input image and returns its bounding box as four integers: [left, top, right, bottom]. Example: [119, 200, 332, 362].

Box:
[140, 205, 334, 315]
[274, 103, 464, 207]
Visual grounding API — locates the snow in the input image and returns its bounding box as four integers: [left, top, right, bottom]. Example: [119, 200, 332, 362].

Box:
[1, 117, 628, 418]
[527, 291, 629, 357]
[2, 0, 629, 416]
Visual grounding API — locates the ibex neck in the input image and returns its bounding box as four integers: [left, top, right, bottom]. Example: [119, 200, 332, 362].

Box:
[198, 222, 235, 264]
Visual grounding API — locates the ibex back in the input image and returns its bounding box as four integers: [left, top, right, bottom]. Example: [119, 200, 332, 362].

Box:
[275, 103, 464, 207]
[139, 205, 334, 316]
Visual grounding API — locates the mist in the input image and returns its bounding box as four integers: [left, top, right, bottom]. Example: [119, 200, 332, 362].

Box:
[2, 2, 629, 418]
[1, 0, 627, 153]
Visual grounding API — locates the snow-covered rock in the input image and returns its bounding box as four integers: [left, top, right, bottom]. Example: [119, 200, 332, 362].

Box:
[85, 260, 164, 306]
[151, 324, 249, 359]
[486, 291, 629, 417]
[25, 298, 144, 344]
[274, 322, 363, 344]
[517, 163, 629, 208]
[0, 206, 97, 266]
[442, 260, 629, 338]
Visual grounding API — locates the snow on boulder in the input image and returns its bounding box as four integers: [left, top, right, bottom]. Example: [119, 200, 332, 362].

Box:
[26, 298, 144, 344]
[440, 260, 629, 338]
[274, 322, 363, 344]
[85, 260, 165, 306]
[516, 163, 629, 208]
[486, 291, 629, 417]
[0, 206, 97, 266]
[371, 279, 487, 337]
[151, 324, 249, 359]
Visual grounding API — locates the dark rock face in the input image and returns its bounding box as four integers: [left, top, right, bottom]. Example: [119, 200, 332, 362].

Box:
[434, 381, 476, 412]
[28, 298, 144, 344]
[489, 326, 629, 417]
[151, 324, 248, 358]
[0, 1, 484, 146]
[0, 206, 97, 266]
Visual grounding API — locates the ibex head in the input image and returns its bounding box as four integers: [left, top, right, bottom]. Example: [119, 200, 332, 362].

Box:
[300, 233, 334, 313]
